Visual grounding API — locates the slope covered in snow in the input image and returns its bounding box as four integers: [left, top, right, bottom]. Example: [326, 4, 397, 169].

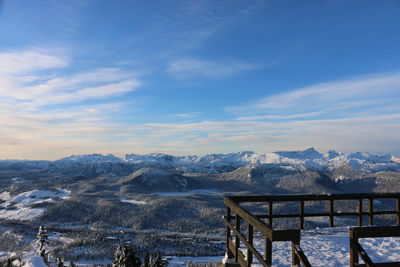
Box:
[0, 189, 70, 220]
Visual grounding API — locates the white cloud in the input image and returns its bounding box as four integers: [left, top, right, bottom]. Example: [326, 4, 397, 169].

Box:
[0, 49, 68, 74]
[0, 48, 142, 159]
[228, 71, 400, 119]
[167, 58, 258, 79]
[0, 49, 140, 107]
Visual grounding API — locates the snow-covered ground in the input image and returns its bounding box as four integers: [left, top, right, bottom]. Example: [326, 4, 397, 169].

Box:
[0, 189, 71, 220]
[14, 227, 400, 266]
[119, 197, 148, 205]
[234, 227, 400, 266]
[166, 256, 223, 266]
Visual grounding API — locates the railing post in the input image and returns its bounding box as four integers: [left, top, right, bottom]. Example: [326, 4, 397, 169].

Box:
[397, 198, 400, 226]
[265, 238, 272, 267]
[349, 228, 358, 267]
[358, 198, 363, 227]
[235, 214, 241, 262]
[300, 200, 305, 230]
[247, 224, 253, 267]
[268, 200, 273, 228]
[329, 198, 334, 227]
[291, 235, 300, 266]
[368, 198, 374, 225]
[226, 207, 235, 259]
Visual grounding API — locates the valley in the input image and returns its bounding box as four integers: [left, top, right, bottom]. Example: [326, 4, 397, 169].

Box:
[0, 148, 399, 263]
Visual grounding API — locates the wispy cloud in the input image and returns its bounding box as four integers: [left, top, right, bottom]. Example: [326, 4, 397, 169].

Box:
[0, 49, 140, 107]
[0, 48, 68, 74]
[151, 0, 267, 52]
[228, 71, 400, 120]
[167, 58, 258, 79]
[120, 113, 400, 155]
[170, 112, 202, 119]
[2, 48, 399, 159]
[0, 48, 142, 159]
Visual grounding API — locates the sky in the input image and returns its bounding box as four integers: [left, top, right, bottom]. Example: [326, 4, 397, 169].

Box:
[0, 0, 400, 160]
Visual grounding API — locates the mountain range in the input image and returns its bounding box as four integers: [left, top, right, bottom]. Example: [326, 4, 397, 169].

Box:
[2, 148, 399, 175]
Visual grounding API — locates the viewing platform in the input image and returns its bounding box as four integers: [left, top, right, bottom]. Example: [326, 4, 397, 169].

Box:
[222, 193, 400, 267]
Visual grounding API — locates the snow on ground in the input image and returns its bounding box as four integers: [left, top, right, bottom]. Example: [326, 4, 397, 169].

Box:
[24, 256, 47, 267]
[166, 256, 223, 266]
[0, 189, 71, 220]
[242, 227, 400, 266]
[17, 227, 400, 266]
[119, 197, 148, 205]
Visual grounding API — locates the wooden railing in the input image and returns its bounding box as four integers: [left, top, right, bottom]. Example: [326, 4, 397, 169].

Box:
[223, 193, 400, 267]
[223, 197, 302, 267]
[349, 226, 400, 267]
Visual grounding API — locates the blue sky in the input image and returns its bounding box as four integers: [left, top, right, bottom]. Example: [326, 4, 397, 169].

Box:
[1, 0, 400, 159]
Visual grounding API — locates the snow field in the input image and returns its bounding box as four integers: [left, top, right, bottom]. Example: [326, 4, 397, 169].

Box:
[0, 189, 71, 220]
[239, 227, 400, 266]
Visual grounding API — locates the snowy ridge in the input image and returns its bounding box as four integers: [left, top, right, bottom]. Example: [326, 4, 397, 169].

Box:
[123, 148, 400, 173]
[1, 148, 400, 174]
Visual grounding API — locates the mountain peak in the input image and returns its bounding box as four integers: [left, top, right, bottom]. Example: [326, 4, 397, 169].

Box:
[274, 147, 323, 160]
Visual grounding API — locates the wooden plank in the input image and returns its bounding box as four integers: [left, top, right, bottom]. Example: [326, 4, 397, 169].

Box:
[351, 226, 400, 238]
[268, 212, 326, 218]
[268, 200, 273, 228]
[397, 198, 400, 226]
[255, 211, 397, 220]
[293, 245, 312, 267]
[227, 207, 234, 259]
[291, 237, 300, 266]
[350, 228, 358, 267]
[237, 248, 247, 267]
[272, 229, 301, 242]
[235, 214, 241, 262]
[300, 200, 305, 229]
[228, 236, 235, 256]
[265, 238, 272, 267]
[223, 219, 270, 267]
[355, 263, 400, 267]
[355, 242, 376, 267]
[329, 199, 334, 227]
[371, 211, 397, 215]
[368, 198, 374, 225]
[224, 198, 273, 240]
[358, 198, 363, 227]
[228, 193, 400, 203]
[247, 224, 253, 267]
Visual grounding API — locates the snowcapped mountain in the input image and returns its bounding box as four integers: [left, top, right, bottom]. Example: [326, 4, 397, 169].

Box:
[1, 148, 399, 175]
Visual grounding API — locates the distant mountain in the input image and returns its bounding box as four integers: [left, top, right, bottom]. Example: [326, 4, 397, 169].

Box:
[118, 167, 188, 192]
[1, 148, 399, 175]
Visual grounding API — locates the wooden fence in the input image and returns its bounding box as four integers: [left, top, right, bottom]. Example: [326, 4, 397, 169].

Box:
[223, 193, 400, 267]
[349, 226, 400, 267]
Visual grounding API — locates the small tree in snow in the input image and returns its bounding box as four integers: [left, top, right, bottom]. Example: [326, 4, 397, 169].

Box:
[37, 225, 49, 264]
[112, 245, 141, 267]
[146, 252, 167, 267]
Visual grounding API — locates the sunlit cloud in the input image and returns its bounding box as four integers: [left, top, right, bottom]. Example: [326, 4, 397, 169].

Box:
[1, 48, 399, 159]
[0, 48, 142, 159]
